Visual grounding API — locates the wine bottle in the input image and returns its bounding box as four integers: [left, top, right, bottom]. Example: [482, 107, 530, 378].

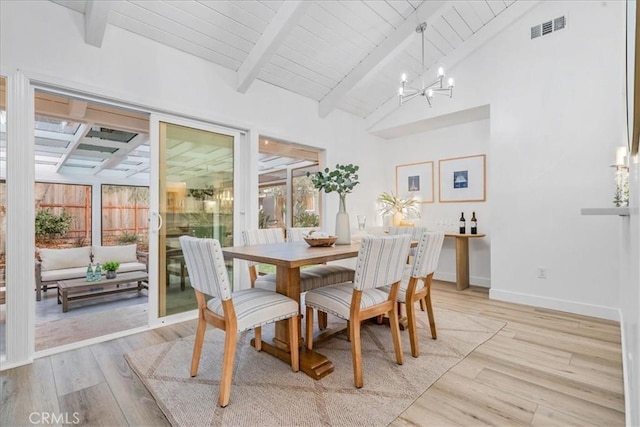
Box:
[471, 211, 477, 234]
[459, 212, 466, 234]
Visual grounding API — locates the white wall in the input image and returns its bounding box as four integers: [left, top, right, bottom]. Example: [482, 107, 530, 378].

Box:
[381, 119, 492, 286]
[376, 1, 625, 320]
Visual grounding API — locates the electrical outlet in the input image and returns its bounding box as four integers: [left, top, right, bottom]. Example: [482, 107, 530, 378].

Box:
[537, 267, 547, 279]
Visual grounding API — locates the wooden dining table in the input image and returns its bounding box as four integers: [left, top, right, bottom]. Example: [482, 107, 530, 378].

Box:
[222, 241, 362, 379]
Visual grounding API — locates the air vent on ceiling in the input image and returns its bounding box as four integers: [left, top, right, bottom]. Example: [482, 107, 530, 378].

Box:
[531, 15, 566, 39]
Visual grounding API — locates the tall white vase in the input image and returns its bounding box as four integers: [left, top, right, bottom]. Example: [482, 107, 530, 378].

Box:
[335, 194, 351, 245]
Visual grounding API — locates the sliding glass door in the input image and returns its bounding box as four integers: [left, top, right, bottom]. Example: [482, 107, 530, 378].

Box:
[151, 117, 241, 318]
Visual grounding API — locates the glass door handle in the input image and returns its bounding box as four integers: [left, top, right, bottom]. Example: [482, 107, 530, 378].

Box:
[151, 211, 163, 232]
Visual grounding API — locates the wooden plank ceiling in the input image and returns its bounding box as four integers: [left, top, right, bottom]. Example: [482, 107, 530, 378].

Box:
[4, 1, 517, 178]
[50, 0, 516, 119]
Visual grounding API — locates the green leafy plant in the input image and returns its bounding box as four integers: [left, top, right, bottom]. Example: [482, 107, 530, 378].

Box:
[35, 209, 73, 238]
[294, 211, 320, 227]
[307, 164, 360, 196]
[116, 231, 139, 244]
[377, 191, 420, 217]
[102, 261, 120, 272]
[258, 209, 271, 229]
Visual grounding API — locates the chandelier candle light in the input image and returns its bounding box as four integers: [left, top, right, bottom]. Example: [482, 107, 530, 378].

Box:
[398, 22, 455, 107]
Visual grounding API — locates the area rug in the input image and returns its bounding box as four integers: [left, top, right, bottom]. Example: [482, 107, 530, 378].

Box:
[125, 308, 504, 426]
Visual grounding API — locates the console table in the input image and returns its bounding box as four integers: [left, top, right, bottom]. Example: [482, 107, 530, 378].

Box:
[444, 233, 486, 290]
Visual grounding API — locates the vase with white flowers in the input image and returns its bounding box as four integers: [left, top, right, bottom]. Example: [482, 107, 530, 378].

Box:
[377, 191, 420, 227]
[308, 164, 360, 244]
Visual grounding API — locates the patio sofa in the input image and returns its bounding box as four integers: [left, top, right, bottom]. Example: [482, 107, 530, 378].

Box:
[35, 244, 147, 301]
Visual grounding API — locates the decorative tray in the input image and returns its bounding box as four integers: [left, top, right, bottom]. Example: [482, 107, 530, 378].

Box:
[303, 236, 338, 247]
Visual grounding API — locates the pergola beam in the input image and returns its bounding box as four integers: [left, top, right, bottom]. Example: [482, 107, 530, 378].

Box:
[85, 0, 112, 48]
[236, 1, 310, 93]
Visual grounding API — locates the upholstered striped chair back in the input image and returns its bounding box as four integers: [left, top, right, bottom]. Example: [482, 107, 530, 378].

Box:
[353, 235, 412, 291]
[411, 231, 445, 280]
[389, 226, 429, 257]
[179, 236, 232, 301]
[287, 227, 320, 242]
[242, 228, 285, 266]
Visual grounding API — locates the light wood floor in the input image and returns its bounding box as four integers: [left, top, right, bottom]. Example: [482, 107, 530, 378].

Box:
[1, 281, 625, 426]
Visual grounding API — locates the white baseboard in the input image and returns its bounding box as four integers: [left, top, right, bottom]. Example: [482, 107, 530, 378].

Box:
[489, 288, 620, 321]
[434, 272, 491, 288]
[618, 309, 634, 427]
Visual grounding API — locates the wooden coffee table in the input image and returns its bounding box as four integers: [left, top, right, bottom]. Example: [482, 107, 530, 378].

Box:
[57, 271, 148, 312]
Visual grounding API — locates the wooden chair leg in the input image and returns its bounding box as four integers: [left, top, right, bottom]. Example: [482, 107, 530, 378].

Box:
[389, 304, 404, 365]
[305, 306, 314, 350]
[190, 316, 207, 377]
[376, 314, 384, 324]
[419, 298, 426, 312]
[289, 316, 299, 372]
[218, 328, 238, 407]
[318, 311, 328, 330]
[425, 292, 437, 339]
[406, 300, 419, 357]
[350, 318, 363, 388]
[346, 320, 351, 342]
[254, 326, 262, 351]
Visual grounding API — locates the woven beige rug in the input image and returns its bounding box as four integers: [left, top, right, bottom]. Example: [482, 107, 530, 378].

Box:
[126, 308, 504, 426]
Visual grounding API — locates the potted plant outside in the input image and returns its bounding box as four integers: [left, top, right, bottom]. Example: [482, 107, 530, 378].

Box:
[377, 191, 420, 226]
[103, 261, 120, 279]
[307, 164, 360, 244]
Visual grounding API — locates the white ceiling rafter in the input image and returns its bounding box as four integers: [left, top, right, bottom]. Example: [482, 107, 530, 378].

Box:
[84, 0, 112, 47]
[236, 1, 311, 93]
[93, 133, 149, 174]
[41, 1, 534, 125]
[55, 123, 90, 172]
[317, 0, 446, 118]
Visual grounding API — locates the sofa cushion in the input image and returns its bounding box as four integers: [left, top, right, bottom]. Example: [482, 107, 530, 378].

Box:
[93, 244, 138, 265]
[41, 266, 89, 282]
[39, 246, 91, 271]
[118, 261, 147, 274]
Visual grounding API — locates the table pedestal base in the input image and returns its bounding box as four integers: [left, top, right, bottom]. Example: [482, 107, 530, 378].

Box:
[250, 339, 334, 379]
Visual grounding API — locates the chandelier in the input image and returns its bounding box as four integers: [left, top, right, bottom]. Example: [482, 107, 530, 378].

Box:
[398, 22, 455, 107]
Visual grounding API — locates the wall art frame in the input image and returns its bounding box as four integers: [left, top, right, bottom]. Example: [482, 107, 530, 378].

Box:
[395, 161, 434, 203]
[439, 154, 486, 202]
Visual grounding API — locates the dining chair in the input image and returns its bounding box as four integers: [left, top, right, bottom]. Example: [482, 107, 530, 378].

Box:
[304, 234, 412, 388]
[241, 228, 285, 288]
[286, 226, 320, 242]
[242, 228, 355, 292]
[179, 236, 299, 407]
[389, 226, 429, 311]
[388, 226, 429, 257]
[381, 231, 444, 357]
[286, 226, 356, 330]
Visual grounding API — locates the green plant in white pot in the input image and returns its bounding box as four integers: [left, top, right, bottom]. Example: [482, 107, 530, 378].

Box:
[103, 261, 120, 279]
[307, 164, 360, 244]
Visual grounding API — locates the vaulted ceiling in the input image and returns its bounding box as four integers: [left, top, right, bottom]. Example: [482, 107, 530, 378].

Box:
[51, 0, 516, 119]
[2, 1, 521, 179]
